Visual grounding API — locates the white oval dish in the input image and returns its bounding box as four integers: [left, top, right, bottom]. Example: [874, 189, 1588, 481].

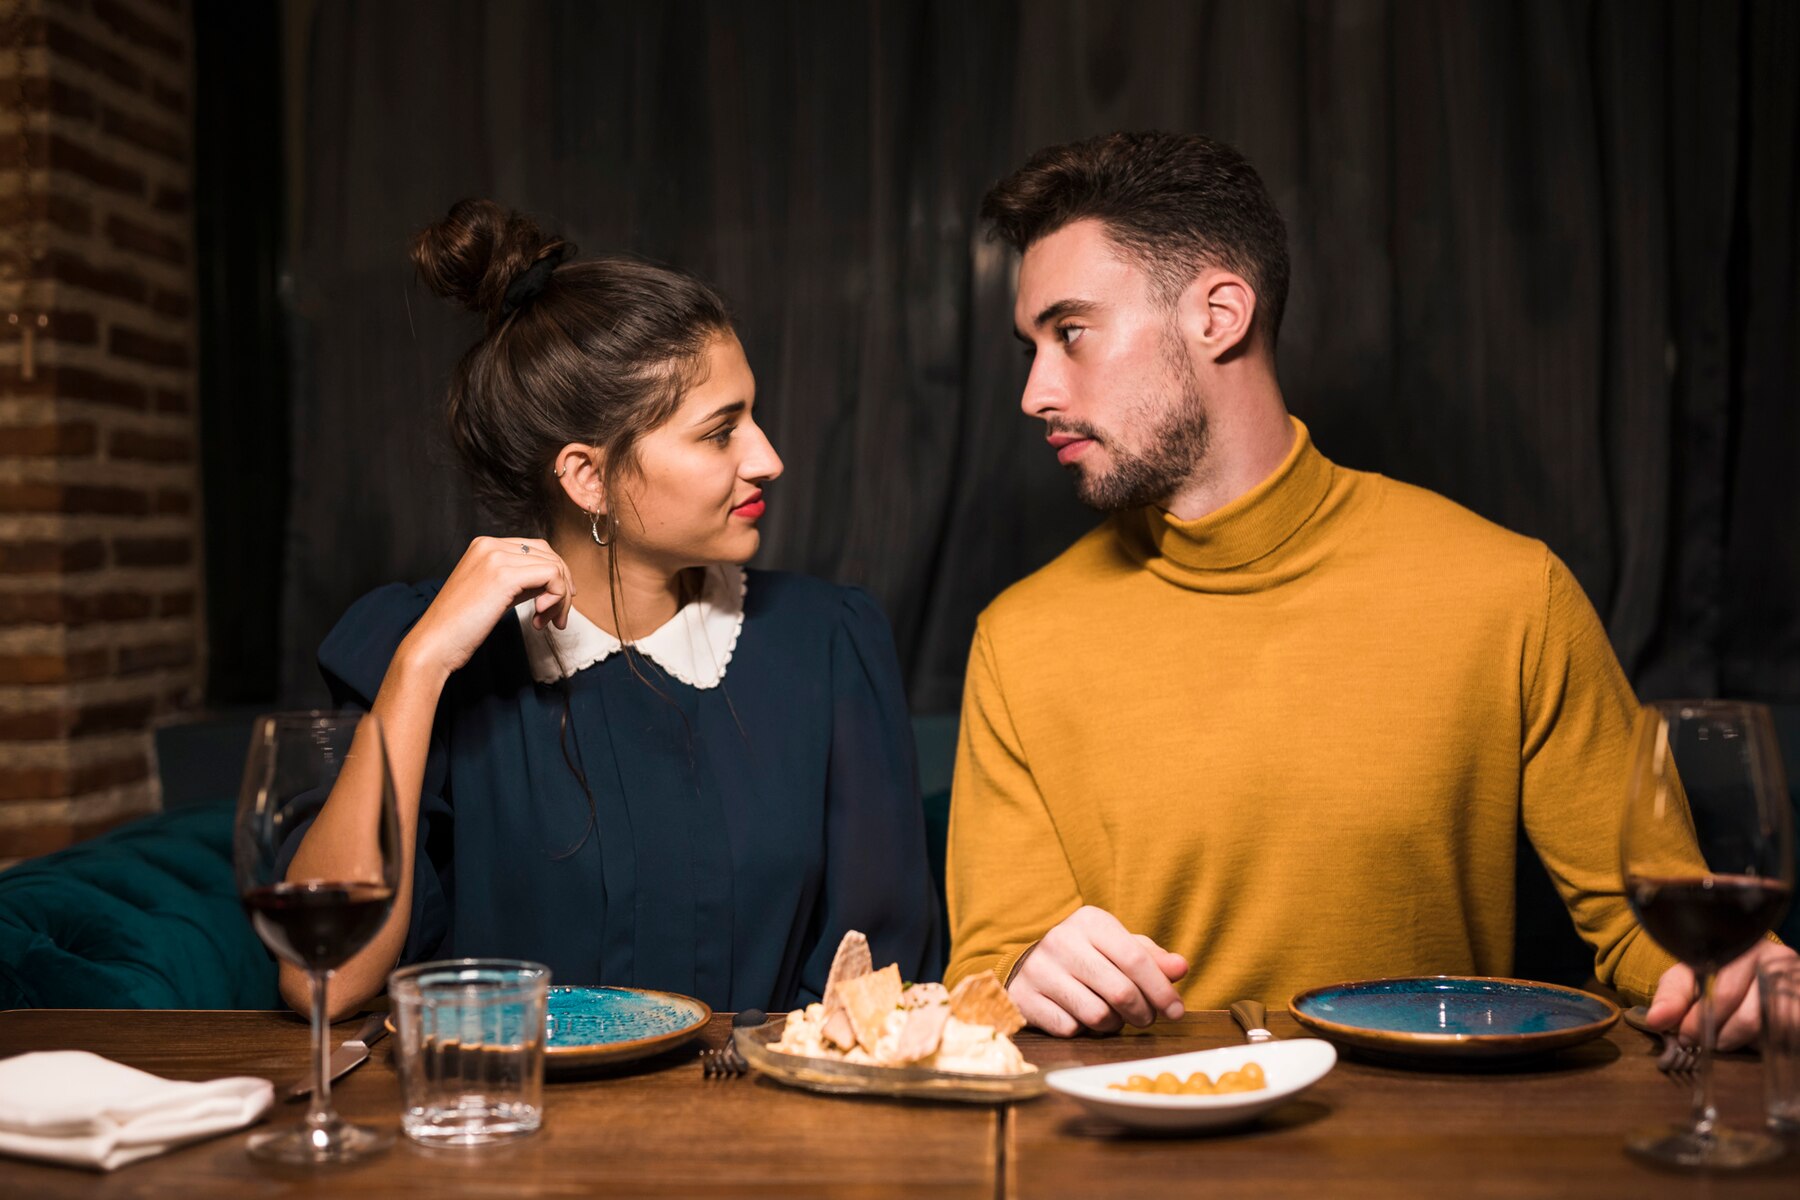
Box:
[1044, 1039, 1337, 1132]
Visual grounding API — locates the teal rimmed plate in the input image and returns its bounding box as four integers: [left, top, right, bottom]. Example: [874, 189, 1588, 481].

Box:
[386, 985, 711, 1069]
[543, 985, 712, 1067]
[1288, 976, 1619, 1060]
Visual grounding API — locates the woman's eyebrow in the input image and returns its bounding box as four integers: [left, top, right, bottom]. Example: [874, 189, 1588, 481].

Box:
[694, 400, 746, 425]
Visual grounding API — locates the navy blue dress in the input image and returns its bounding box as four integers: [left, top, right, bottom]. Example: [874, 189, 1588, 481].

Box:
[315, 569, 943, 1012]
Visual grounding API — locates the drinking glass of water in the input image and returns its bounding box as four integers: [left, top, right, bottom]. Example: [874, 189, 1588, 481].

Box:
[388, 959, 550, 1146]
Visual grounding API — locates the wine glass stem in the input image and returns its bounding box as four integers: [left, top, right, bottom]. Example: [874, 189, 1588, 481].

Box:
[308, 968, 334, 1132]
[1690, 969, 1718, 1140]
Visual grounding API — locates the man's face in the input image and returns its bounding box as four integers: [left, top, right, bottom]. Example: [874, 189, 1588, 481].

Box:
[1013, 219, 1210, 512]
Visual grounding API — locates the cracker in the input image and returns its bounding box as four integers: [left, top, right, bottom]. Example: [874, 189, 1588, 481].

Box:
[822, 1006, 858, 1051]
[820, 931, 873, 1049]
[823, 931, 872, 1002]
[840, 963, 903, 1052]
[890, 1001, 952, 1065]
[948, 973, 1025, 1036]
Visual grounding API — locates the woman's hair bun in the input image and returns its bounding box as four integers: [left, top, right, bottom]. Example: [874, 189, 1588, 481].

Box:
[410, 198, 573, 325]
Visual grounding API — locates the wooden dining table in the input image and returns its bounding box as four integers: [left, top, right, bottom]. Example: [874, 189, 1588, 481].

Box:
[0, 1007, 1794, 1198]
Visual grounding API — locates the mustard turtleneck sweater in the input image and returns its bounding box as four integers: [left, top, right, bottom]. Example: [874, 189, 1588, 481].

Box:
[945, 419, 1674, 1008]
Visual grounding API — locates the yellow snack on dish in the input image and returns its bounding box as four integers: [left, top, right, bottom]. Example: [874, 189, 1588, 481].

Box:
[1107, 1062, 1266, 1095]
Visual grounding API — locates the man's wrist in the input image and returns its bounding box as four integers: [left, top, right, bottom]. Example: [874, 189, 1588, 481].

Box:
[1002, 941, 1041, 988]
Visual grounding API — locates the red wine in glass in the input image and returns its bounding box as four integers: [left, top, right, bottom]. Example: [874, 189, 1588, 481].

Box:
[1620, 700, 1795, 1169]
[1625, 875, 1791, 971]
[234, 711, 400, 1165]
[243, 881, 397, 972]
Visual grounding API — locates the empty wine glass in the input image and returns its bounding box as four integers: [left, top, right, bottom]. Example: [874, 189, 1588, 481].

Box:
[234, 712, 400, 1164]
[1621, 700, 1794, 1168]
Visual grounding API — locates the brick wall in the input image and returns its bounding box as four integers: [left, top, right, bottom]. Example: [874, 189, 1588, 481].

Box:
[0, 0, 197, 862]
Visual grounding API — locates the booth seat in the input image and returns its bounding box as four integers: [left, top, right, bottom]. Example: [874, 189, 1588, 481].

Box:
[0, 713, 960, 1011]
[0, 802, 279, 1010]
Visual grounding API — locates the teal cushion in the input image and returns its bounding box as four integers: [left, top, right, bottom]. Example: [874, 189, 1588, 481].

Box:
[0, 803, 279, 1010]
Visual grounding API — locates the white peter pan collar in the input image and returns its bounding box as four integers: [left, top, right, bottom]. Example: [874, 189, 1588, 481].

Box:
[515, 563, 747, 689]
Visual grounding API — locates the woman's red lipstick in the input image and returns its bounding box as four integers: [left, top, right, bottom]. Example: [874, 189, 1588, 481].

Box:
[731, 490, 766, 520]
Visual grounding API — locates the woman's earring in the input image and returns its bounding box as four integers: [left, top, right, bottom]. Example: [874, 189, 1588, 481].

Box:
[589, 509, 609, 547]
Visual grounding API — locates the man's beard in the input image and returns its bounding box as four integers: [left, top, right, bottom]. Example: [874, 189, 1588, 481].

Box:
[1062, 334, 1211, 512]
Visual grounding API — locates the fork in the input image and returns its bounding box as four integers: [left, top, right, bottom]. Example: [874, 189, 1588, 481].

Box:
[700, 1008, 767, 1079]
[1623, 1004, 1699, 1082]
[1655, 1037, 1700, 1081]
[698, 1046, 746, 1078]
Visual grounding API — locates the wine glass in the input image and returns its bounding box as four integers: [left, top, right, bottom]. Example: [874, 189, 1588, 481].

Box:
[234, 711, 401, 1164]
[1621, 700, 1795, 1168]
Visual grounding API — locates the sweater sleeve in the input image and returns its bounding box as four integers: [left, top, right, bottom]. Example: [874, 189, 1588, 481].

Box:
[944, 621, 1084, 990]
[1519, 551, 1674, 1004]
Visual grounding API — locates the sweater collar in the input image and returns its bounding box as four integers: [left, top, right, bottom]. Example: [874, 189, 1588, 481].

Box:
[514, 563, 746, 689]
[1119, 417, 1340, 590]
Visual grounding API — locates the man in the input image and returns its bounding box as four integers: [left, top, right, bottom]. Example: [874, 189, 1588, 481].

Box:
[943, 131, 1792, 1044]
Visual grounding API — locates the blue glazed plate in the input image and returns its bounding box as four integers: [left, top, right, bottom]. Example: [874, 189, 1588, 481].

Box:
[1288, 976, 1619, 1060]
[543, 985, 712, 1067]
[390, 985, 713, 1069]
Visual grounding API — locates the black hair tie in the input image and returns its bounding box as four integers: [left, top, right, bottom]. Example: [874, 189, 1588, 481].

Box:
[501, 256, 558, 316]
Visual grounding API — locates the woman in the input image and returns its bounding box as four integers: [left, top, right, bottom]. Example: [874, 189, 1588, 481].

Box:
[284, 200, 941, 1019]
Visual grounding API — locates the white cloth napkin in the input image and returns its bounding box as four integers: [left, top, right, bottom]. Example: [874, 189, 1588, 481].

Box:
[0, 1051, 272, 1171]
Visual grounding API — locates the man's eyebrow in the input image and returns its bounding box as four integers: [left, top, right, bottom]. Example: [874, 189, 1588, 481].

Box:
[694, 400, 746, 424]
[1020, 298, 1100, 337]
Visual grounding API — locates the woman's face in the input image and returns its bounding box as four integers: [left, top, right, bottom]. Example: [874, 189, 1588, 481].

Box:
[613, 333, 782, 568]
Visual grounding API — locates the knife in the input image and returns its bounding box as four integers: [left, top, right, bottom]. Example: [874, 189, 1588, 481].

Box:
[1229, 999, 1275, 1043]
[286, 1012, 389, 1102]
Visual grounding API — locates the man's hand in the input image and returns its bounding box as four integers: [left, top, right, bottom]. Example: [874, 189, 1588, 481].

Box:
[1006, 905, 1188, 1037]
[1646, 939, 1796, 1051]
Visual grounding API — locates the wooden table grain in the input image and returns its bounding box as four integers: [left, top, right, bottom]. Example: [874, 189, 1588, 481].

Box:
[1006, 1012, 1800, 1199]
[0, 1008, 996, 1199]
[0, 1008, 1794, 1198]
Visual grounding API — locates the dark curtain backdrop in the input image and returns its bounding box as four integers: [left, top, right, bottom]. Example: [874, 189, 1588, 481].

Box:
[275, 0, 1800, 712]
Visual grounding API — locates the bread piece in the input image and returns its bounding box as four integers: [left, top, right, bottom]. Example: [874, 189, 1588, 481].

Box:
[948, 973, 1025, 1037]
[823, 931, 873, 999]
[840, 963, 903, 1052]
[819, 931, 874, 1049]
[889, 1001, 952, 1064]
[822, 1006, 858, 1051]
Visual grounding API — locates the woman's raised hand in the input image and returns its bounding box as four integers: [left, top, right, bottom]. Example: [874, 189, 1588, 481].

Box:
[399, 537, 577, 676]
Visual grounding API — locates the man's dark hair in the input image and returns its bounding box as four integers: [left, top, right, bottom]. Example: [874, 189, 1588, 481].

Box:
[981, 131, 1290, 346]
